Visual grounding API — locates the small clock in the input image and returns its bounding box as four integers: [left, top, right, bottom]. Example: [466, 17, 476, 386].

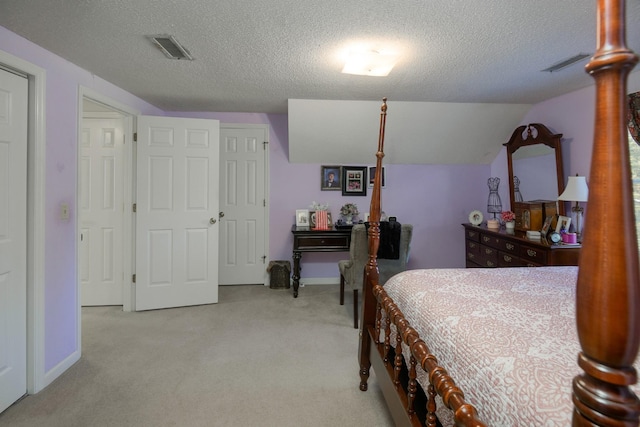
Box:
[549, 231, 562, 244]
[469, 210, 483, 226]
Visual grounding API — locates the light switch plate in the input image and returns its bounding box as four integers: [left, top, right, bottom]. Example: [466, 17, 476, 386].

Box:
[60, 202, 70, 220]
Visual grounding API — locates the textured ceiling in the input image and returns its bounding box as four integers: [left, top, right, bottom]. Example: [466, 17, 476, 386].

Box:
[1, 1, 639, 114]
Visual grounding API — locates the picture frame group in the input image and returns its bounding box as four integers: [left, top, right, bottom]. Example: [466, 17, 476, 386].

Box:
[321, 165, 386, 196]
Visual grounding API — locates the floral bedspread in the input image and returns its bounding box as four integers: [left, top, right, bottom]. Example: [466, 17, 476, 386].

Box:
[382, 267, 640, 426]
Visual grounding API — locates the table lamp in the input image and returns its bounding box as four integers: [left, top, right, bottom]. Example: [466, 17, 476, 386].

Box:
[558, 174, 589, 241]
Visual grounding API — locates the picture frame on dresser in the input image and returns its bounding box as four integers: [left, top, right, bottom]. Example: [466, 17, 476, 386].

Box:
[541, 215, 554, 236]
[556, 215, 571, 233]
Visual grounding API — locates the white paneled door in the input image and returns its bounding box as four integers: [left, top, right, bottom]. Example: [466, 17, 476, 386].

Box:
[0, 69, 28, 412]
[79, 117, 124, 306]
[135, 116, 220, 311]
[219, 125, 268, 285]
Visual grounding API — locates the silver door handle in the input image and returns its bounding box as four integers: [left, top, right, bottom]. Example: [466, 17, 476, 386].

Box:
[219, 212, 225, 218]
[210, 218, 217, 224]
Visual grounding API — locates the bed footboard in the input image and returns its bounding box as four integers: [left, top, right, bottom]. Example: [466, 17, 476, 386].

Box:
[360, 275, 486, 427]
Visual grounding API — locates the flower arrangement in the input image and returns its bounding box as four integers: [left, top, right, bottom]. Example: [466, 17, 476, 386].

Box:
[340, 203, 359, 217]
[501, 210, 516, 222]
[309, 201, 329, 211]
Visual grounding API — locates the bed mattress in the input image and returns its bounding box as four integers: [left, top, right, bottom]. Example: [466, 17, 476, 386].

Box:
[383, 266, 640, 426]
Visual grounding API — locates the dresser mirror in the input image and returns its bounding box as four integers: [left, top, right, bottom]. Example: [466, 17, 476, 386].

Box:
[504, 123, 566, 230]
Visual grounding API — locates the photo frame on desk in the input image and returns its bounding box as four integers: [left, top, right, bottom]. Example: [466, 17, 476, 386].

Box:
[295, 209, 310, 227]
[342, 166, 367, 196]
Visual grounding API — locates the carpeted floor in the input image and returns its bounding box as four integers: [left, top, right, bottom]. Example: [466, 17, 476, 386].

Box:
[0, 284, 393, 427]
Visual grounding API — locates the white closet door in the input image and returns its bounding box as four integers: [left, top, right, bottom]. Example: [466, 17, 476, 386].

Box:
[0, 68, 28, 413]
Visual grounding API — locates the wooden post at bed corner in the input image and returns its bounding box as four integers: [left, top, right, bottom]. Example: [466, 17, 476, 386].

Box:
[358, 97, 387, 391]
[572, 0, 640, 425]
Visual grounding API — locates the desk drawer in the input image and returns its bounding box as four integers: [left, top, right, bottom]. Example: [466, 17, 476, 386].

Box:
[295, 236, 350, 251]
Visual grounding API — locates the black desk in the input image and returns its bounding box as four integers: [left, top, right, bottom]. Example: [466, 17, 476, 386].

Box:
[290, 225, 352, 297]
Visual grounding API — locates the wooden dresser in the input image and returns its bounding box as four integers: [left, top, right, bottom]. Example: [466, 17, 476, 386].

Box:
[463, 223, 580, 268]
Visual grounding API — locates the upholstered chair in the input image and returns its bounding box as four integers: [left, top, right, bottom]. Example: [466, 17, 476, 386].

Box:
[338, 223, 413, 328]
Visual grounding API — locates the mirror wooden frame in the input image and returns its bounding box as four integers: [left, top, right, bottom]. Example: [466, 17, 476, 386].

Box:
[504, 123, 566, 221]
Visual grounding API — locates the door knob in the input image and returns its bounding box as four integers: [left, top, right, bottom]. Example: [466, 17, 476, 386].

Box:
[219, 212, 225, 218]
[210, 218, 217, 224]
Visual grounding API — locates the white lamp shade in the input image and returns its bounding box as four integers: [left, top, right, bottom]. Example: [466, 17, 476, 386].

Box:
[558, 175, 589, 202]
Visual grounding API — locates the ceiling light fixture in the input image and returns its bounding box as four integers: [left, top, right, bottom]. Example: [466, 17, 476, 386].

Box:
[148, 35, 194, 60]
[341, 49, 399, 77]
[541, 53, 591, 72]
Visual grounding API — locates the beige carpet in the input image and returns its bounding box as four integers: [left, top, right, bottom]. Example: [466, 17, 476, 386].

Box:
[0, 284, 393, 427]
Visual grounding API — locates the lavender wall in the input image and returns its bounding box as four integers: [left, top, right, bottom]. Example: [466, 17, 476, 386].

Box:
[0, 26, 163, 373]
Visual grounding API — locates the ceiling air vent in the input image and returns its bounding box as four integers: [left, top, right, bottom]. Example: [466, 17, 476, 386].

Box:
[541, 53, 591, 72]
[148, 35, 194, 60]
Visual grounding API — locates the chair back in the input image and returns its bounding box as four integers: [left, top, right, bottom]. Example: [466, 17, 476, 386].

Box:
[340, 223, 413, 287]
[377, 224, 413, 284]
[347, 224, 369, 279]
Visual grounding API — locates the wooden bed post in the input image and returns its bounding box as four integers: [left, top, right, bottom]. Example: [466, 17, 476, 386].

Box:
[358, 97, 387, 391]
[572, 0, 640, 425]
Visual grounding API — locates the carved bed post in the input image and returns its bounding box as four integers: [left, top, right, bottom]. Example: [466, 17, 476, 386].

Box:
[572, 0, 640, 425]
[358, 97, 387, 391]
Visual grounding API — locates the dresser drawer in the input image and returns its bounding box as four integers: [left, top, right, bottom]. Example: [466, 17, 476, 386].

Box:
[465, 228, 480, 242]
[520, 244, 547, 265]
[495, 237, 518, 254]
[480, 233, 500, 249]
[498, 252, 527, 267]
[478, 245, 498, 268]
[465, 239, 480, 263]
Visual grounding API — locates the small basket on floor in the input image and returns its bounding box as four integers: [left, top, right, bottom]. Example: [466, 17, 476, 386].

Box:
[267, 260, 291, 289]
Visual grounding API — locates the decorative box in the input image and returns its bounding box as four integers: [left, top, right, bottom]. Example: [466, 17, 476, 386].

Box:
[514, 200, 557, 232]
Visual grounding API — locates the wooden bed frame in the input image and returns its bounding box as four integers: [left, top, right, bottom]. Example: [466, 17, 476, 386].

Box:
[357, 1, 640, 425]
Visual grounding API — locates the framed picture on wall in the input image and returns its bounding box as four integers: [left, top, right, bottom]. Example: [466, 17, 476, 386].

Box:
[342, 166, 367, 196]
[368, 166, 386, 188]
[321, 165, 341, 191]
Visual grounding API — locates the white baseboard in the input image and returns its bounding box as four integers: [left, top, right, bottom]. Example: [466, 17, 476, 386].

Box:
[42, 349, 80, 390]
[299, 277, 340, 286]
